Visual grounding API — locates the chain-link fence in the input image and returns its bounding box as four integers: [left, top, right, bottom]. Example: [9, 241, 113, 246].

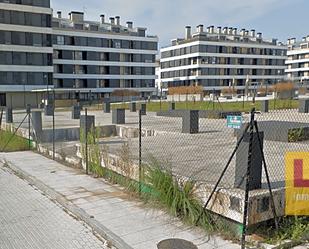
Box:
[1, 97, 309, 248]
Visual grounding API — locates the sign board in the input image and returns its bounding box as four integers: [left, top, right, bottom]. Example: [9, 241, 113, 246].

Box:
[285, 152, 309, 215]
[227, 115, 243, 129]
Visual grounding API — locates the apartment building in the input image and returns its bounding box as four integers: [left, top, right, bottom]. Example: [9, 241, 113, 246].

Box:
[160, 25, 287, 92]
[0, 0, 53, 107]
[286, 37, 309, 86]
[52, 11, 158, 101]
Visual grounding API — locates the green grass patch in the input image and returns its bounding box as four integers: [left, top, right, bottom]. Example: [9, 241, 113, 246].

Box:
[112, 99, 299, 112]
[0, 130, 30, 152]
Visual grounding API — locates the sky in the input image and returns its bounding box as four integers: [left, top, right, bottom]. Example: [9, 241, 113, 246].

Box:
[50, 0, 308, 47]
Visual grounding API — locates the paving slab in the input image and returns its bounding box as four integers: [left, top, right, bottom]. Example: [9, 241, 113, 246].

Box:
[0, 151, 240, 249]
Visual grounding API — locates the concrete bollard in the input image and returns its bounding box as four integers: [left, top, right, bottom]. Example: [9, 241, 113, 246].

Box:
[140, 103, 146, 115]
[5, 107, 13, 123]
[169, 102, 176, 111]
[112, 109, 125, 124]
[129, 102, 137, 112]
[80, 115, 95, 141]
[31, 111, 43, 140]
[44, 104, 54, 116]
[26, 104, 31, 115]
[261, 100, 269, 113]
[299, 99, 309, 113]
[182, 110, 199, 134]
[103, 102, 111, 113]
[72, 104, 81, 119]
[234, 132, 264, 190]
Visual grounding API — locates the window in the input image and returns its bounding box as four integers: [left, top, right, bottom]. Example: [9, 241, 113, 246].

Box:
[56, 36, 64, 45]
[33, 33, 42, 46]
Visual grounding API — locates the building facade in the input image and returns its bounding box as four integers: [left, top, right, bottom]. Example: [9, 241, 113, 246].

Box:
[52, 11, 158, 101]
[160, 25, 287, 92]
[286, 37, 309, 86]
[0, 0, 53, 107]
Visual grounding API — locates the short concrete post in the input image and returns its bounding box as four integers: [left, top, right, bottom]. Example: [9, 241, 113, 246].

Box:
[112, 109, 125, 124]
[103, 101, 111, 113]
[169, 102, 176, 111]
[26, 104, 31, 114]
[31, 111, 43, 139]
[261, 100, 269, 113]
[129, 102, 136, 112]
[234, 132, 264, 190]
[140, 103, 146, 115]
[72, 104, 81, 119]
[80, 115, 95, 141]
[182, 110, 199, 134]
[299, 99, 309, 113]
[44, 104, 54, 116]
[5, 107, 13, 123]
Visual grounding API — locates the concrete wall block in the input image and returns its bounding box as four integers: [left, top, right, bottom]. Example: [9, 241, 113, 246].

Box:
[112, 109, 125, 124]
[71, 105, 81, 119]
[129, 102, 136, 112]
[140, 104, 146, 115]
[261, 100, 269, 113]
[182, 110, 199, 134]
[5, 107, 13, 123]
[44, 104, 54, 116]
[169, 102, 176, 110]
[31, 111, 43, 139]
[235, 132, 264, 191]
[80, 115, 95, 138]
[103, 102, 111, 113]
[299, 99, 309, 113]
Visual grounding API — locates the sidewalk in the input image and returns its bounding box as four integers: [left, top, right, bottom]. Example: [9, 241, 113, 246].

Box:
[0, 151, 240, 249]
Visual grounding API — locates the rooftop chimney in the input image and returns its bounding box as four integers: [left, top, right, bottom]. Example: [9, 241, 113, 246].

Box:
[115, 16, 120, 25]
[257, 32, 262, 39]
[209, 25, 214, 33]
[290, 38, 296, 44]
[250, 29, 255, 37]
[69, 11, 84, 22]
[217, 26, 222, 34]
[287, 39, 291, 45]
[302, 37, 306, 42]
[197, 24, 204, 33]
[185, 26, 191, 39]
[57, 11, 62, 18]
[110, 17, 115, 25]
[100, 14, 105, 24]
[245, 30, 249, 36]
[126, 21, 133, 29]
[223, 27, 228, 34]
[228, 27, 233, 35]
[306, 36, 309, 42]
[240, 29, 245, 36]
[232, 28, 237, 35]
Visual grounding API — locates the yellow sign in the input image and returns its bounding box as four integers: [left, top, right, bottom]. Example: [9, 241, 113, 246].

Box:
[285, 152, 309, 215]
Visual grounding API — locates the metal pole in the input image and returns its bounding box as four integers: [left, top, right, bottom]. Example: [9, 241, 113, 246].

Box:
[28, 107, 31, 150]
[52, 90, 55, 160]
[85, 108, 88, 175]
[138, 109, 142, 194]
[241, 108, 255, 249]
[254, 121, 279, 230]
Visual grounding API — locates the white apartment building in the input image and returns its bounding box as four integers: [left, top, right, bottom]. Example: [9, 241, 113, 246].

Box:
[0, 0, 53, 107]
[160, 25, 287, 92]
[52, 11, 158, 101]
[286, 37, 309, 86]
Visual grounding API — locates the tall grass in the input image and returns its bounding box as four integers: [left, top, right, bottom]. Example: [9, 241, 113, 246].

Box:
[0, 130, 30, 152]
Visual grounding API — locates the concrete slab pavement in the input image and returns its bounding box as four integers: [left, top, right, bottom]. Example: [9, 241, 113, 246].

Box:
[0, 151, 240, 249]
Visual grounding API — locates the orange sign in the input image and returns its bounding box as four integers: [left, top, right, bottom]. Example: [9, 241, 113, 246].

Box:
[285, 152, 309, 215]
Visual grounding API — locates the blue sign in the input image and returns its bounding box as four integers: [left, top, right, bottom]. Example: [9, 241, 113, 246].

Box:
[227, 116, 243, 129]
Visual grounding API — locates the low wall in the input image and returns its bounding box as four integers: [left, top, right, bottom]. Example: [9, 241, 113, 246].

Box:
[157, 110, 242, 119]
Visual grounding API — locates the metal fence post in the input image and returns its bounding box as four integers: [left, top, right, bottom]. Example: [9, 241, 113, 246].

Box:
[85, 108, 89, 175]
[27, 105, 31, 150]
[241, 108, 255, 249]
[52, 90, 55, 160]
[139, 109, 142, 194]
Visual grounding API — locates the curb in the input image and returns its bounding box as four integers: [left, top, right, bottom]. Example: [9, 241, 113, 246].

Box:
[1, 159, 133, 249]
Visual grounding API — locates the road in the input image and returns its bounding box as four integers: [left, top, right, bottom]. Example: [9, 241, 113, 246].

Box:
[0, 165, 109, 249]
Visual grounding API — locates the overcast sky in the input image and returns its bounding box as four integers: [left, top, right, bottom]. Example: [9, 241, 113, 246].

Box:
[50, 0, 308, 47]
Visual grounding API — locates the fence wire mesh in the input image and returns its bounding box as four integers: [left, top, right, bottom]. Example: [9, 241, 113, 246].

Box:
[1, 97, 309, 248]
